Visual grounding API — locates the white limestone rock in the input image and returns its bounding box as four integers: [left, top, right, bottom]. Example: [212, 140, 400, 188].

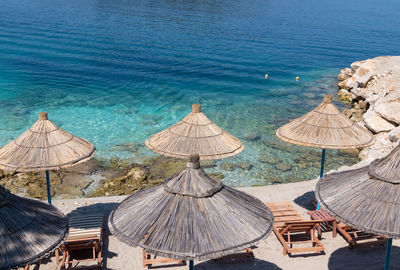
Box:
[389, 126, 400, 142]
[351, 61, 364, 73]
[363, 110, 395, 133]
[338, 89, 352, 102]
[338, 56, 400, 163]
[338, 68, 352, 81]
[375, 102, 400, 124]
[338, 76, 357, 90]
[359, 132, 396, 162]
[351, 87, 372, 100]
[354, 60, 376, 87]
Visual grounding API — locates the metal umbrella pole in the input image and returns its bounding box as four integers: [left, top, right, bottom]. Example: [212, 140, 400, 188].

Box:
[316, 149, 326, 210]
[45, 170, 52, 204]
[384, 238, 392, 270]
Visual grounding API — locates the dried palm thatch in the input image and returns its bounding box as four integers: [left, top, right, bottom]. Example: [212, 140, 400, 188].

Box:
[145, 104, 244, 160]
[316, 144, 400, 238]
[0, 185, 67, 269]
[0, 112, 96, 172]
[276, 94, 375, 149]
[109, 154, 273, 260]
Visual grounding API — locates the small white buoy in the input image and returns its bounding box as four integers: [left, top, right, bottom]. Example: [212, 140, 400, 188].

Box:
[296, 76, 300, 81]
[265, 74, 269, 79]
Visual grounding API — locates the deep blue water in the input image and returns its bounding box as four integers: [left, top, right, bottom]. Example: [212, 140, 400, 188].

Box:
[0, 0, 399, 186]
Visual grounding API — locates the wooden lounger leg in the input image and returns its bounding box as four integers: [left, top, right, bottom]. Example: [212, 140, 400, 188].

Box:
[143, 249, 148, 268]
[332, 221, 337, 238]
[61, 252, 66, 268]
[66, 250, 70, 267]
[55, 248, 60, 264]
[317, 224, 322, 239]
[98, 249, 102, 264]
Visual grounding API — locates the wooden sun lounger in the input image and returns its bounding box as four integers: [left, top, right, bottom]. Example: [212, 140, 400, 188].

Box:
[211, 247, 254, 261]
[57, 214, 104, 269]
[142, 250, 184, 268]
[266, 202, 324, 255]
[143, 247, 253, 267]
[310, 202, 387, 249]
[336, 222, 387, 249]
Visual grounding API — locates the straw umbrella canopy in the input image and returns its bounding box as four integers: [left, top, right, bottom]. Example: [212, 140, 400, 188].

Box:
[0, 112, 96, 204]
[0, 185, 67, 269]
[145, 104, 244, 160]
[109, 154, 273, 261]
[316, 143, 400, 270]
[276, 94, 374, 209]
[276, 94, 374, 150]
[112, 104, 273, 269]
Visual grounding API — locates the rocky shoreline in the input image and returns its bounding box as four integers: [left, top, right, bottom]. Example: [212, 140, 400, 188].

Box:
[0, 155, 226, 200]
[4, 56, 398, 200]
[337, 56, 400, 162]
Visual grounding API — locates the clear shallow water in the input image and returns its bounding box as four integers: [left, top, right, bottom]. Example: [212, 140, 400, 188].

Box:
[0, 0, 399, 186]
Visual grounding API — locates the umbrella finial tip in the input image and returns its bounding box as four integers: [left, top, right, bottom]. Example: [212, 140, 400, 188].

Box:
[187, 154, 200, 168]
[39, 112, 48, 120]
[323, 94, 333, 103]
[188, 154, 200, 162]
[192, 104, 201, 113]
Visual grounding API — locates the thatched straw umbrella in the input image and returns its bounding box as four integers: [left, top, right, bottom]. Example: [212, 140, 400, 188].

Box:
[316, 144, 400, 270]
[145, 104, 244, 160]
[0, 185, 67, 269]
[111, 104, 273, 269]
[109, 154, 273, 268]
[0, 112, 96, 204]
[276, 94, 374, 208]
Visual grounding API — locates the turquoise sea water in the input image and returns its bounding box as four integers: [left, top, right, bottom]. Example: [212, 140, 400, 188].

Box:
[0, 0, 399, 186]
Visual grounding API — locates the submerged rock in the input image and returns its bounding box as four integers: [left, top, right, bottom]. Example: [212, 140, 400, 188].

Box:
[242, 132, 261, 141]
[200, 160, 217, 168]
[338, 148, 360, 159]
[285, 177, 304, 183]
[209, 172, 224, 180]
[91, 165, 150, 197]
[236, 161, 252, 171]
[275, 162, 292, 172]
[109, 142, 142, 153]
[254, 167, 275, 180]
[258, 152, 281, 164]
[269, 177, 283, 184]
[219, 162, 236, 171]
[145, 156, 186, 183]
[262, 139, 293, 152]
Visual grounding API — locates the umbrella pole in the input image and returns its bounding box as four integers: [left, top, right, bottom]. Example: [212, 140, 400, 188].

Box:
[189, 260, 194, 270]
[384, 238, 392, 270]
[46, 170, 52, 204]
[316, 149, 326, 210]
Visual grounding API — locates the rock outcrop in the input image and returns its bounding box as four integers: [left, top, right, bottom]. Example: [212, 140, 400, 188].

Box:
[338, 56, 400, 162]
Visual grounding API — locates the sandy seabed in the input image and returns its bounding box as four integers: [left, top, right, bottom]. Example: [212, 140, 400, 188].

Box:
[26, 180, 399, 270]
